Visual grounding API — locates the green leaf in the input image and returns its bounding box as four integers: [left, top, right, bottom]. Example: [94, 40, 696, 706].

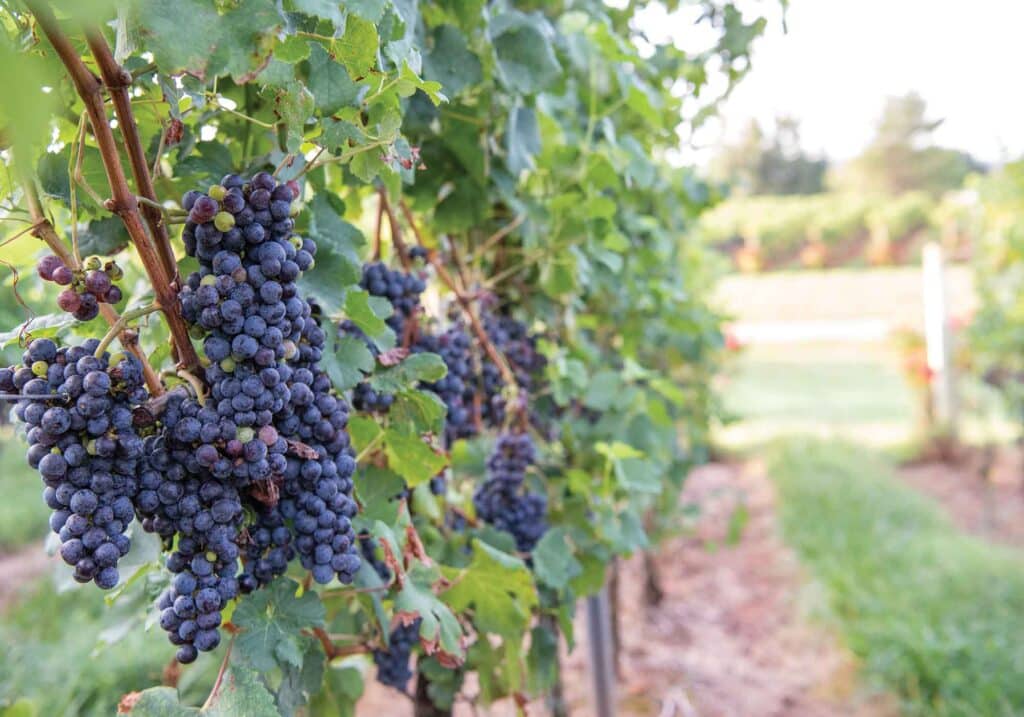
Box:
[275, 35, 311, 63]
[274, 87, 315, 153]
[423, 25, 481, 96]
[78, 217, 130, 256]
[322, 335, 374, 391]
[309, 664, 364, 716]
[233, 578, 325, 673]
[616, 457, 660, 494]
[0, 314, 75, 349]
[354, 465, 404, 524]
[394, 563, 465, 663]
[276, 637, 325, 717]
[506, 105, 541, 176]
[582, 370, 623, 411]
[348, 0, 389, 22]
[390, 389, 447, 435]
[347, 414, 383, 454]
[301, 194, 363, 315]
[140, 0, 282, 80]
[442, 539, 538, 637]
[124, 664, 276, 716]
[291, 0, 345, 25]
[527, 624, 559, 695]
[384, 428, 447, 487]
[175, 141, 235, 182]
[305, 42, 360, 115]
[491, 11, 561, 94]
[369, 353, 447, 393]
[341, 289, 393, 349]
[336, 15, 379, 77]
[531, 528, 582, 590]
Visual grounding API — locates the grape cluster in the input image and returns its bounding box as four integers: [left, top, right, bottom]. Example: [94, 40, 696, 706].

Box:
[477, 310, 546, 427]
[2, 337, 146, 588]
[37, 254, 124, 321]
[473, 432, 547, 553]
[359, 536, 391, 582]
[145, 171, 359, 661]
[373, 619, 421, 691]
[413, 327, 475, 445]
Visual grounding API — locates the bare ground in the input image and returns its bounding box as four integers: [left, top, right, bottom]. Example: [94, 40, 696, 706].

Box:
[899, 446, 1024, 549]
[360, 462, 897, 716]
[0, 541, 53, 611]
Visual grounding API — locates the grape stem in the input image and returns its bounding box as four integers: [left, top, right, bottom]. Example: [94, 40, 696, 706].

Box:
[377, 188, 413, 271]
[308, 626, 371, 660]
[27, 2, 200, 375]
[17, 167, 164, 395]
[200, 635, 234, 710]
[396, 199, 519, 391]
[93, 303, 161, 358]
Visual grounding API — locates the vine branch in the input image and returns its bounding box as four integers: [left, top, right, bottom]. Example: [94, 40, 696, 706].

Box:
[377, 188, 412, 271]
[397, 199, 518, 389]
[28, 1, 200, 374]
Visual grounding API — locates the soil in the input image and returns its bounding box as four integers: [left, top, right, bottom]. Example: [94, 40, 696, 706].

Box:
[899, 446, 1024, 548]
[0, 541, 55, 611]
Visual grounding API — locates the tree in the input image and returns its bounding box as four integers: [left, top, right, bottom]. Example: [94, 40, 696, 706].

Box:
[710, 116, 826, 195]
[832, 92, 981, 196]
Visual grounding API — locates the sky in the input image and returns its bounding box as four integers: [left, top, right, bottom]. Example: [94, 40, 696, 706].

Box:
[637, 0, 1024, 167]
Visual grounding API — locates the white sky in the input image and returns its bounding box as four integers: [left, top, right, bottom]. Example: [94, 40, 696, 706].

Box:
[637, 0, 1024, 166]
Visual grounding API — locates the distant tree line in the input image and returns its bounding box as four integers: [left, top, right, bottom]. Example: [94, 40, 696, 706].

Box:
[710, 92, 984, 197]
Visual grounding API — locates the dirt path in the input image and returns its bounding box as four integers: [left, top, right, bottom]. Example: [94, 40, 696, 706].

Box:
[0, 541, 54, 611]
[899, 448, 1024, 549]
[359, 462, 896, 716]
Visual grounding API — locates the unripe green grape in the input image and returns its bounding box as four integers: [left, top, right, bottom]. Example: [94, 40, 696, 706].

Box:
[31, 360, 48, 377]
[208, 184, 227, 201]
[214, 212, 235, 232]
[236, 426, 254, 443]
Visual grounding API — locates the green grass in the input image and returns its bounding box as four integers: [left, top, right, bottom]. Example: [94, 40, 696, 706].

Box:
[0, 425, 49, 551]
[768, 439, 1024, 716]
[717, 344, 918, 450]
[0, 577, 217, 715]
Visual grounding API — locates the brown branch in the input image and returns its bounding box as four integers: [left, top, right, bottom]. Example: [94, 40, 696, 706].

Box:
[469, 213, 525, 263]
[398, 199, 518, 389]
[28, 2, 200, 374]
[308, 626, 371, 660]
[377, 188, 412, 271]
[86, 30, 178, 285]
[20, 174, 164, 395]
[372, 191, 385, 262]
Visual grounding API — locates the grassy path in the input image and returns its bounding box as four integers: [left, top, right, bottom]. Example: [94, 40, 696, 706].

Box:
[767, 439, 1024, 717]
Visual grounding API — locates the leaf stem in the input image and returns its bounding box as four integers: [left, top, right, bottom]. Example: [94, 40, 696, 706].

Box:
[93, 303, 161, 358]
[201, 634, 234, 710]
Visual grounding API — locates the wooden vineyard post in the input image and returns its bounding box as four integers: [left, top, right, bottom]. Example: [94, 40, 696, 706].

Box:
[921, 241, 958, 436]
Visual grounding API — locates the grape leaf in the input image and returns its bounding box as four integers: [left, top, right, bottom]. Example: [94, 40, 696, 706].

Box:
[275, 35, 311, 63]
[441, 539, 538, 637]
[275, 87, 315, 153]
[347, 0, 389, 22]
[0, 314, 75, 349]
[423, 25, 481, 96]
[291, 0, 345, 25]
[368, 353, 447, 393]
[354, 465, 405, 524]
[321, 335, 374, 391]
[342, 290, 394, 350]
[305, 43, 360, 115]
[301, 195, 363, 315]
[531, 528, 582, 590]
[77, 217, 130, 256]
[276, 637, 325, 717]
[490, 11, 560, 94]
[384, 428, 446, 487]
[390, 388, 447, 435]
[506, 105, 541, 176]
[394, 563, 465, 665]
[335, 15, 379, 77]
[123, 664, 276, 716]
[233, 578, 325, 673]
